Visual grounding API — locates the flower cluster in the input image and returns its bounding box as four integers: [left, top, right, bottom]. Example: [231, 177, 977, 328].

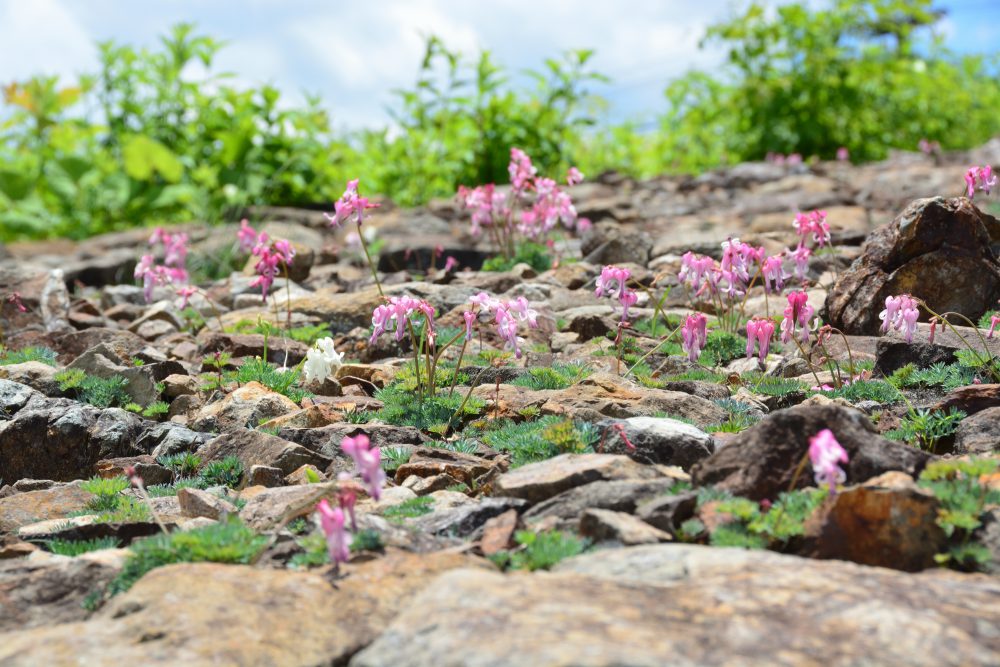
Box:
[370, 296, 436, 345]
[745, 317, 775, 362]
[681, 312, 708, 363]
[303, 336, 345, 384]
[918, 138, 940, 155]
[6, 292, 26, 313]
[341, 433, 385, 501]
[809, 429, 848, 492]
[457, 148, 589, 247]
[465, 292, 538, 359]
[965, 165, 996, 199]
[135, 228, 189, 303]
[793, 210, 831, 249]
[780, 291, 814, 344]
[765, 152, 802, 166]
[325, 179, 380, 228]
[836, 147, 849, 162]
[595, 265, 638, 324]
[878, 294, 919, 343]
[236, 220, 296, 301]
[315, 499, 350, 566]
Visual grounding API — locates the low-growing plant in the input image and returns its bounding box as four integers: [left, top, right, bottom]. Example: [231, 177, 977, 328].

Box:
[104, 517, 266, 597]
[158, 453, 202, 479]
[885, 407, 966, 452]
[55, 370, 133, 409]
[80, 476, 129, 513]
[198, 456, 244, 489]
[44, 536, 120, 556]
[341, 408, 373, 424]
[480, 241, 552, 273]
[680, 487, 828, 549]
[890, 362, 976, 392]
[0, 345, 57, 366]
[482, 416, 599, 467]
[232, 357, 308, 402]
[511, 363, 591, 390]
[489, 530, 587, 571]
[743, 372, 807, 398]
[918, 458, 1000, 571]
[382, 496, 435, 522]
[818, 378, 900, 404]
[375, 384, 484, 431]
[380, 447, 412, 474]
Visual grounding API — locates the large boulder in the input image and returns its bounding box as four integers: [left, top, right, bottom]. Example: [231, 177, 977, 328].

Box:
[826, 197, 1000, 334]
[690, 404, 930, 500]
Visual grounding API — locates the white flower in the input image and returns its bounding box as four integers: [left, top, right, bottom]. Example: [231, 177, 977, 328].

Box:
[303, 337, 344, 383]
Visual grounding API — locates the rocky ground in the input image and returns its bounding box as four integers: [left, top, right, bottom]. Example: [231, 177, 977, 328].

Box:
[2, 142, 1000, 666]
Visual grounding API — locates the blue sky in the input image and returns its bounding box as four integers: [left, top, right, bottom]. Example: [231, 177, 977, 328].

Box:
[1, 0, 997, 130]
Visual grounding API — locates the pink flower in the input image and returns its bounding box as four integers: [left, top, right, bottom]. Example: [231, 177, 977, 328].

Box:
[7, 292, 26, 313]
[325, 179, 380, 227]
[836, 147, 849, 162]
[507, 296, 539, 328]
[681, 313, 708, 363]
[463, 310, 476, 341]
[965, 165, 997, 199]
[566, 166, 584, 186]
[493, 303, 526, 358]
[595, 265, 637, 324]
[790, 245, 812, 281]
[809, 429, 848, 492]
[745, 317, 775, 362]
[238, 219, 258, 252]
[508, 148, 537, 193]
[919, 138, 939, 155]
[176, 286, 197, 309]
[793, 210, 830, 248]
[780, 291, 814, 344]
[878, 294, 920, 343]
[761, 255, 786, 293]
[988, 314, 1000, 339]
[928, 316, 938, 344]
[340, 434, 386, 501]
[369, 296, 435, 345]
[316, 499, 351, 565]
[469, 291, 500, 313]
[443, 256, 459, 272]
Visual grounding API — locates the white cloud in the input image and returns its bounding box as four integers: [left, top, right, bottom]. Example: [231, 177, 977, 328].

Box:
[0, 0, 95, 83]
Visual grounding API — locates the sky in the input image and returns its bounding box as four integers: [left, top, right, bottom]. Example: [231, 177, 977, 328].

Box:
[1, 0, 998, 131]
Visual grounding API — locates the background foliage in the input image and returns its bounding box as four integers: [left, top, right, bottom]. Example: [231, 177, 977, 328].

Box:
[1, 0, 998, 242]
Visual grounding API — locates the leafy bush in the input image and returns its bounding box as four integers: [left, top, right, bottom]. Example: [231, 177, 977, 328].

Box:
[482, 416, 599, 467]
[232, 357, 308, 402]
[512, 363, 591, 390]
[681, 487, 828, 549]
[818, 379, 900, 403]
[381, 447, 412, 474]
[0, 346, 58, 366]
[383, 496, 435, 522]
[55, 370, 133, 409]
[198, 456, 244, 489]
[701, 331, 746, 366]
[891, 362, 977, 392]
[44, 536, 120, 556]
[106, 517, 266, 596]
[884, 407, 966, 452]
[481, 242, 553, 273]
[489, 530, 588, 571]
[374, 384, 484, 431]
[158, 453, 202, 479]
[919, 458, 1000, 571]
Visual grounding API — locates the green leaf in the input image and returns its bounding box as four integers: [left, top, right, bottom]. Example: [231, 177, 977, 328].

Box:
[0, 168, 34, 201]
[122, 135, 184, 183]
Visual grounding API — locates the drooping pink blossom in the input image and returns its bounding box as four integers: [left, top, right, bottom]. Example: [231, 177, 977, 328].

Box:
[369, 296, 435, 345]
[780, 291, 814, 344]
[678, 252, 717, 295]
[595, 265, 637, 323]
[836, 147, 849, 162]
[340, 434, 386, 501]
[248, 234, 294, 302]
[443, 256, 459, 272]
[176, 285, 197, 309]
[878, 294, 920, 343]
[508, 148, 537, 193]
[761, 255, 786, 293]
[325, 179, 380, 228]
[566, 167, 584, 186]
[988, 314, 1000, 340]
[681, 313, 708, 363]
[463, 310, 476, 341]
[745, 317, 775, 362]
[316, 498, 352, 565]
[965, 165, 997, 199]
[790, 245, 812, 282]
[238, 219, 258, 252]
[793, 210, 831, 248]
[809, 429, 849, 492]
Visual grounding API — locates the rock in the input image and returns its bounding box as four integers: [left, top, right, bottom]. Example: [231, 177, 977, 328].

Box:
[177, 487, 238, 520]
[238, 483, 339, 531]
[690, 404, 931, 500]
[954, 407, 1000, 455]
[581, 221, 652, 266]
[874, 338, 958, 375]
[197, 429, 332, 478]
[94, 456, 172, 487]
[579, 508, 673, 545]
[0, 552, 493, 666]
[353, 544, 1000, 667]
[160, 374, 198, 398]
[247, 465, 285, 488]
[523, 478, 679, 530]
[935, 384, 1000, 417]
[494, 454, 668, 505]
[189, 382, 300, 432]
[976, 508, 1000, 575]
[596, 417, 715, 469]
[0, 484, 93, 534]
[480, 509, 520, 555]
[410, 497, 528, 537]
[0, 361, 60, 396]
[0, 399, 146, 482]
[393, 448, 499, 487]
[826, 197, 1000, 334]
[139, 422, 211, 459]
[0, 378, 41, 416]
[635, 491, 699, 534]
[16, 514, 169, 545]
[276, 423, 428, 463]
[802, 471, 947, 571]
[559, 305, 615, 340]
[197, 331, 309, 366]
[284, 464, 326, 485]
[401, 473, 463, 495]
[0, 550, 126, 632]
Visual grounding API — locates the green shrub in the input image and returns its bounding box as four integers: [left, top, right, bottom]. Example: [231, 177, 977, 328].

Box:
[232, 357, 308, 402]
[818, 379, 900, 403]
[681, 487, 828, 549]
[884, 407, 966, 452]
[55, 370, 133, 409]
[374, 384, 484, 431]
[482, 416, 599, 467]
[382, 496, 435, 522]
[489, 530, 587, 571]
[44, 536, 120, 556]
[198, 456, 244, 489]
[381, 447, 412, 474]
[481, 242, 552, 273]
[106, 518, 266, 596]
[511, 363, 591, 390]
[158, 453, 202, 479]
[0, 346, 58, 366]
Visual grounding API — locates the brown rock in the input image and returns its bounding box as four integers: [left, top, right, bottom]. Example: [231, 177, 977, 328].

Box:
[954, 406, 1000, 454]
[934, 383, 1000, 417]
[826, 197, 1000, 334]
[284, 464, 326, 486]
[197, 428, 331, 478]
[197, 331, 309, 366]
[480, 509, 520, 555]
[0, 484, 93, 534]
[494, 453, 667, 505]
[176, 487, 238, 520]
[0, 551, 493, 665]
[394, 448, 498, 487]
[802, 471, 946, 571]
[579, 508, 673, 545]
[401, 473, 463, 495]
[189, 382, 299, 432]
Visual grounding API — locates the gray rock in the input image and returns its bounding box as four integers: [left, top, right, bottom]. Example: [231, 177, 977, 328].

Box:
[953, 406, 1000, 455]
[410, 497, 527, 537]
[139, 422, 212, 459]
[579, 508, 672, 545]
[597, 416, 715, 469]
[494, 454, 668, 505]
[0, 362, 61, 396]
[197, 429, 332, 478]
[524, 478, 678, 529]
